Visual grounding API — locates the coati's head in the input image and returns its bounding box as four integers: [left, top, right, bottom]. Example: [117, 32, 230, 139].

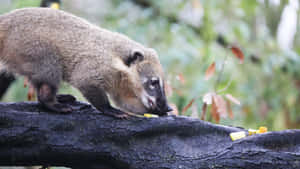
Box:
[110, 42, 172, 116]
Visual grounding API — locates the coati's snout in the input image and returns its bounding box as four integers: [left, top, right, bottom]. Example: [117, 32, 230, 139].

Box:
[141, 77, 173, 116]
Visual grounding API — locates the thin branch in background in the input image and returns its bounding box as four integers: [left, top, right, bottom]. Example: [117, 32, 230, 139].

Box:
[217, 75, 233, 94]
[214, 50, 229, 91]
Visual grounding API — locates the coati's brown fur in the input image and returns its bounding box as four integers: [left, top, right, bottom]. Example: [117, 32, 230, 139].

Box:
[0, 8, 171, 117]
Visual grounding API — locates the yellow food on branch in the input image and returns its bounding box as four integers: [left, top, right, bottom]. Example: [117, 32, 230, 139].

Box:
[231, 126, 268, 141]
[144, 113, 159, 118]
[230, 131, 246, 141]
[50, 2, 60, 9]
[248, 129, 257, 136]
[257, 126, 268, 134]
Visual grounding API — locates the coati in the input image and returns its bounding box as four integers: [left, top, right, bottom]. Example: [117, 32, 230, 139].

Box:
[0, 8, 172, 117]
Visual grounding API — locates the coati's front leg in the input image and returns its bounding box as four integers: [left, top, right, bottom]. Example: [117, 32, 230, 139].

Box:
[79, 85, 128, 118]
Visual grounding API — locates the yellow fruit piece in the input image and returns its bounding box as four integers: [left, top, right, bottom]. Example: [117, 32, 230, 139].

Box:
[230, 131, 246, 141]
[144, 113, 159, 118]
[257, 126, 268, 133]
[248, 129, 257, 136]
[50, 3, 60, 9]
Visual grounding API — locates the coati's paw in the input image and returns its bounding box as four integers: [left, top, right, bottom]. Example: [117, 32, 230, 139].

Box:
[43, 103, 73, 114]
[102, 107, 129, 119]
[55, 103, 73, 114]
[114, 113, 130, 119]
[56, 94, 76, 103]
[37, 84, 74, 114]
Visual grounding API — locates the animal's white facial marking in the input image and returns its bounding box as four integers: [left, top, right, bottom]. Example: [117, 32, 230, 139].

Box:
[149, 77, 159, 90]
[141, 90, 156, 109]
[159, 77, 163, 90]
[149, 85, 155, 90]
[142, 77, 148, 84]
[151, 77, 159, 81]
[141, 92, 149, 108]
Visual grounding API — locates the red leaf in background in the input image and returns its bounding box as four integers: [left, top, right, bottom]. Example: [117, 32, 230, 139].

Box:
[213, 94, 227, 118]
[192, 0, 202, 8]
[226, 100, 234, 119]
[24, 77, 36, 101]
[24, 77, 28, 88]
[27, 85, 35, 101]
[205, 62, 216, 80]
[176, 73, 185, 84]
[182, 98, 195, 113]
[225, 94, 241, 105]
[211, 99, 220, 123]
[201, 103, 207, 120]
[173, 87, 184, 96]
[230, 46, 244, 64]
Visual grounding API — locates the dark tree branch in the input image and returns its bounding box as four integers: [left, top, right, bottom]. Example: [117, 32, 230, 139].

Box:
[0, 99, 300, 169]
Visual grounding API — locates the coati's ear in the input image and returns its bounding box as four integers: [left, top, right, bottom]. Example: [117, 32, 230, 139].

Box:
[149, 48, 159, 59]
[125, 49, 144, 67]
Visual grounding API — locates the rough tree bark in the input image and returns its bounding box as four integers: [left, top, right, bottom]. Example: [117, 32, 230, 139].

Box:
[0, 99, 300, 169]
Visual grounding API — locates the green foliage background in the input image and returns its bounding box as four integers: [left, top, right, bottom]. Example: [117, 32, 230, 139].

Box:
[1, 0, 300, 131]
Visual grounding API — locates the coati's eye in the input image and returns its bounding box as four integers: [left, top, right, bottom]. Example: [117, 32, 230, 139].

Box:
[125, 50, 144, 66]
[150, 78, 159, 86]
[149, 77, 160, 90]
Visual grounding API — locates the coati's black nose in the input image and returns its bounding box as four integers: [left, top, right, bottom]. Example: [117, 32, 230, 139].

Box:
[155, 100, 173, 116]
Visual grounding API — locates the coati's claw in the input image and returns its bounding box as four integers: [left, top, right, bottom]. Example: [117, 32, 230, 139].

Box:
[56, 104, 73, 114]
[102, 107, 129, 119]
[115, 113, 130, 119]
[44, 103, 73, 114]
[56, 94, 76, 103]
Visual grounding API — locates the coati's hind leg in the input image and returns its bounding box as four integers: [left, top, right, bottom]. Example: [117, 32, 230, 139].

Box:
[30, 69, 73, 114]
[22, 41, 73, 114]
[37, 83, 73, 113]
[30, 64, 74, 114]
